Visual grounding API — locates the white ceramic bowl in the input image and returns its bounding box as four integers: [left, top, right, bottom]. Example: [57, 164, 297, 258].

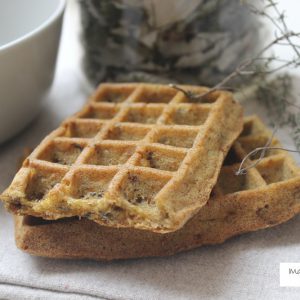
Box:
[0, 0, 65, 143]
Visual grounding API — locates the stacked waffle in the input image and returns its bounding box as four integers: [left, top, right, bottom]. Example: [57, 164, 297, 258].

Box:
[2, 83, 300, 260]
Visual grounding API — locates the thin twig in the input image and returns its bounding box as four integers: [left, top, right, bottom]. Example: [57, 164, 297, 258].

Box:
[168, 84, 196, 99]
[276, 42, 300, 49]
[270, 0, 300, 58]
[239, 59, 300, 75]
[235, 146, 300, 175]
[169, 84, 234, 101]
[170, 29, 300, 102]
[284, 98, 300, 110]
[236, 127, 278, 175]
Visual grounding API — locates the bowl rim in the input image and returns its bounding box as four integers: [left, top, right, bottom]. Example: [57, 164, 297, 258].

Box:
[0, 0, 66, 52]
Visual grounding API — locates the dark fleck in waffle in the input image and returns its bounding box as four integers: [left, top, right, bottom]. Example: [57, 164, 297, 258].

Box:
[1, 83, 243, 233]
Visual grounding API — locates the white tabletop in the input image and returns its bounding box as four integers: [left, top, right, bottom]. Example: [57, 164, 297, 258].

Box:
[0, 1, 300, 299]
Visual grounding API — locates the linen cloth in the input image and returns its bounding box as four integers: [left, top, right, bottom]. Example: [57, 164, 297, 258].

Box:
[0, 1, 300, 299]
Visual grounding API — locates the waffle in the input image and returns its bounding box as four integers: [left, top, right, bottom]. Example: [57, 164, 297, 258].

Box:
[14, 116, 300, 260]
[1, 83, 243, 233]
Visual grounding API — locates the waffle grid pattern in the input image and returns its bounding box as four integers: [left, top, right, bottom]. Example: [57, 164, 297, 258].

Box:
[14, 116, 300, 260]
[213, 116, 300, 198]
[3, 83, 243, 232]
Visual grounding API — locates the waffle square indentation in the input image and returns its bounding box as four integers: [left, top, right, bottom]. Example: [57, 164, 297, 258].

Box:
[121, 105, 163, 124]
[85, 143, 135, 166]
[240, 119, 266, 137]
[120, 170, 170, 206]
[257, 157, 297, 184]
[105, 124, 150, 141]
[239, 136, 280, 160]
[135, 87, 176, 103]
[62, 120, 103, 139]
[37, 141, 85, 165]
[25, 167, 66, 201]
[95, 86, 134, 103]
[154, 127, 198, 148]
[137, 146, 186, 172]
[166, 105, 210, 126]
[69, 168, 116, 200]
[217, 166, 262, 195]
[80, 105, 119, 120]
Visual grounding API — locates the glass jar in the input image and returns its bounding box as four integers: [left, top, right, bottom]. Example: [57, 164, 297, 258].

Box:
[80, 0, 261, 86]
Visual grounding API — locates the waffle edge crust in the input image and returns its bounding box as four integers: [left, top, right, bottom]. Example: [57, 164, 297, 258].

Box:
[1, 83, 243, 233]
[15, 116, 300, 260]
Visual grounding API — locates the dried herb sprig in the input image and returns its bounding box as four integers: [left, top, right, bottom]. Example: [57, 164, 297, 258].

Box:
[248, 0, 300, 59]
[169, 84, 234, 102]
[168, 84, 199, 100]
[235, 126, 299, 175]
[170, 30, 300, 102]
[235, 127, 278, 175]
[236, 146, 300, 175]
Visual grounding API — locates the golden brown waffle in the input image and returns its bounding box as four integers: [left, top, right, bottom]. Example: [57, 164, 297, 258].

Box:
[1, 83, 243, 233]
[14, 116, 300, 260]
